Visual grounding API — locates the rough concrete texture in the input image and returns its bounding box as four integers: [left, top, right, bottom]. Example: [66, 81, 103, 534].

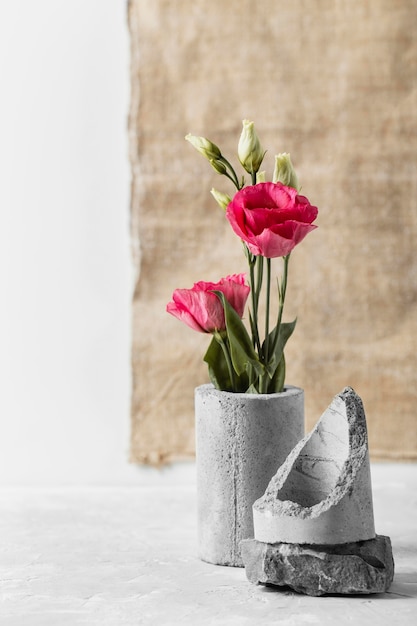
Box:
[241, 535, 394, 596]
[195, 384, 304, 566]
[253, 387, 375, 544]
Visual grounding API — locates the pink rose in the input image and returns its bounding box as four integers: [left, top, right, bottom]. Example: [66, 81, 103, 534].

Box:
[226, 182, 318, 258]
[166, 274, 250, 333]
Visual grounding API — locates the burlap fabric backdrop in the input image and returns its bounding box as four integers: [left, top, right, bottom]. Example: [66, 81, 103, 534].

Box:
[129, 0, 417, 464]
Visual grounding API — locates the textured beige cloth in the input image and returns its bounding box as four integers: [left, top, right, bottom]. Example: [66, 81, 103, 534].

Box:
[129, 0, 417, 464]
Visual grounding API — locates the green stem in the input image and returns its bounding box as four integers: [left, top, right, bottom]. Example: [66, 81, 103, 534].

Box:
[255, 256, 264, 352]
[277, 254, 290, 331]
[255, 254, 264, 309]
[220, 157, 241, 190]
[222, 170, 240, 188]
[264, 257, 272, 362]
[260, 255, 290, 394]
[258, 258, 272, 394]
[249, 255, 262, 356]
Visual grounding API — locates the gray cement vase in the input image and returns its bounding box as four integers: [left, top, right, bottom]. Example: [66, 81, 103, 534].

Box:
[195, 383, 304, 567]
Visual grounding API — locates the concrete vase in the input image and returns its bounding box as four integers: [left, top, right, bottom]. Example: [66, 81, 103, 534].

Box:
[195, 383, 304, 567]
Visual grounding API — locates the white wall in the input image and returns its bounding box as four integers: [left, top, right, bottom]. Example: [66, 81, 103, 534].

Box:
[0, 1, 193, 486]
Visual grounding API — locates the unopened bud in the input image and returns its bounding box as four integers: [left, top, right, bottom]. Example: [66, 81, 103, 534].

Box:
[209, 159, 227, 175]
[238, 119, 265, 174]
[273, 153, 300, 190]
[256, 170, 266, 183]
[185, 133, 222, 161]
[210, 188, 232, 211]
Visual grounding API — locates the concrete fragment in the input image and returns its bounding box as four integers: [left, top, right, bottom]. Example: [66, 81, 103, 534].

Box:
[241, 535, 394, 596]
[253, 387, 375, 544]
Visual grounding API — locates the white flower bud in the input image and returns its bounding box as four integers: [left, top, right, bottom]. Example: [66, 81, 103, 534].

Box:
[273, 153, 300, 190]
[209, 159, 227, 175]
[238, 120, 265, 174]
[210, 188, 232, 211]
[185, 133, 222, 161]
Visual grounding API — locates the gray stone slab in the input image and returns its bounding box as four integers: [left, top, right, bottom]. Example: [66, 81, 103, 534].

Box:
[241, 535, 394, 596]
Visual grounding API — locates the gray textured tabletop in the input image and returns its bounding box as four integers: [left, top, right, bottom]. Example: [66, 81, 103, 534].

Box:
[0, 463, 416, 625]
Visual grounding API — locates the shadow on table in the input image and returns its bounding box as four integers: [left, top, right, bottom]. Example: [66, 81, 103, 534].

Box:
[385, 572, 417, 599]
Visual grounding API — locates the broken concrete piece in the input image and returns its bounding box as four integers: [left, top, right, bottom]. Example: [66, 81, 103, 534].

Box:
[253, 387, 375, 545]
[241, 535, 394, 596]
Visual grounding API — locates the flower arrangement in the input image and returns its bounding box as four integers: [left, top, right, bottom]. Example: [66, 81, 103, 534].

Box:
[167, 120, 318, 394]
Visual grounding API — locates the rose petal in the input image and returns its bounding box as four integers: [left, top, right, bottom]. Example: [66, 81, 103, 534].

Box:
[226, 182, 318, 258]
[167, 274, 250, 333]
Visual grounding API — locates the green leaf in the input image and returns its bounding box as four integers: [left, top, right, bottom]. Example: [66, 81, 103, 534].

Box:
[264, 319, 297, 379]
[213, 291, 264, 378]
[203, 336, 232, 391]
[203, 335, 249, 393]
[268, 353, 286, 393]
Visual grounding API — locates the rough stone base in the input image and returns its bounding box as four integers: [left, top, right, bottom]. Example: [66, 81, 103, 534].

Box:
[241, 535, 394, 596]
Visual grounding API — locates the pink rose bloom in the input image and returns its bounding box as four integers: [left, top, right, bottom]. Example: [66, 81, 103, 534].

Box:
[166, 274, 250, 333]
[226, 182, 318, 258]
